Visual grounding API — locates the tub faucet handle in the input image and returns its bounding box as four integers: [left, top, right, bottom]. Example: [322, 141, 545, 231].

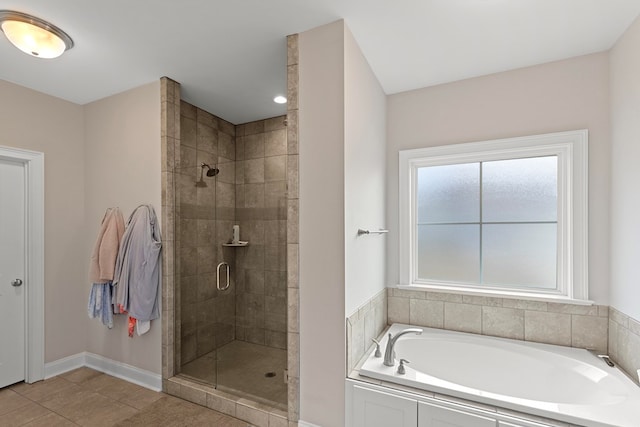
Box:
[397, 359, 410, 375]
[371, 338, 382, 358]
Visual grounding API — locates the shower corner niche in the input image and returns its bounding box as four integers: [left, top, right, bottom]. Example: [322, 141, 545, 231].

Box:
[222, 241, 249, 247]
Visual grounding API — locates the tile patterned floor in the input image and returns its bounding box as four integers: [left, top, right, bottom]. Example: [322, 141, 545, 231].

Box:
[0, 368, 251, 426]
[181, 341, 287, 408]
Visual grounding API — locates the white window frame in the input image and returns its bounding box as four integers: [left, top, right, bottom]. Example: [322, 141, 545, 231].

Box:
[398, 130, 589, 302]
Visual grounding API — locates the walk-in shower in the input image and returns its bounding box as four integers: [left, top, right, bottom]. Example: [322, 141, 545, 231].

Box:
[174, 100, 289, 409]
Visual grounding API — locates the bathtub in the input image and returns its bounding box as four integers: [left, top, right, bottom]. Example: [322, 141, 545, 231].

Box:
[358, 324, 640, 427]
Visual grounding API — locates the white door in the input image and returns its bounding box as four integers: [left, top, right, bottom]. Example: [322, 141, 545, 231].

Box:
[0, 158, 26, 387]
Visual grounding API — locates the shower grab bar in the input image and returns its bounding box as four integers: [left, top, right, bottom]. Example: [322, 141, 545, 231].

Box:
[216, 262, 230, 291]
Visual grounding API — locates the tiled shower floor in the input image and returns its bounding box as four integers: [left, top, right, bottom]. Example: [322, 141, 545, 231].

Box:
[180, 340, 287, 408]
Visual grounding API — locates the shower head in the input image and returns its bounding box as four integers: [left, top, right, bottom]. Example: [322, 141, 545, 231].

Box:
[201, 163, 219, 177]
[195, 163, 219, 187]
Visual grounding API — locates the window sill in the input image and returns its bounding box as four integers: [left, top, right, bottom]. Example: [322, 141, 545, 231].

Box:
[396, 284, 594, 306]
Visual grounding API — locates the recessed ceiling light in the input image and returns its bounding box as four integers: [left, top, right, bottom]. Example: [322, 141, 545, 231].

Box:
[273, 95, 287, 104]
[0, 10, 73, 59]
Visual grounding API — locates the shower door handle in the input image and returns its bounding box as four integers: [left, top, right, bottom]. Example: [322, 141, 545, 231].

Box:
[216, 262, 230, 291]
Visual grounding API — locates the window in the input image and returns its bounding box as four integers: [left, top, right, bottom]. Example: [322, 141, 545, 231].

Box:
[399, 130, 588, 301]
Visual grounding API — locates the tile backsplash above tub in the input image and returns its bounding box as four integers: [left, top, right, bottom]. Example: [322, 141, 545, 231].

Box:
[608, 307, 640, 384]
[346, 289, 387, 373]
[387, 287, 609, 353]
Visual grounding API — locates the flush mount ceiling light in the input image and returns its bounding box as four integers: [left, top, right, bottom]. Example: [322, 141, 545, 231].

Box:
[0, 10, 73, 58]
[273, 95, 287, 104]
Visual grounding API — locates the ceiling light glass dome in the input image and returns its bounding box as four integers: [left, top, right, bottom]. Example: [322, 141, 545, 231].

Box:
[0, 11, 73, 59]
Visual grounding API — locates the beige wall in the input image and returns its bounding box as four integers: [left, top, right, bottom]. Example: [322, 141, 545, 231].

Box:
[609, 14, 640, 379]
[344, 26, 387, 315]
[299, 20, 346, 427]
[0, 79, 87, 363]
[299, 19, 388, 427]
[387, 52, 611, 303]
[610, 15, 640, 320]
[83, 81, 162, 373]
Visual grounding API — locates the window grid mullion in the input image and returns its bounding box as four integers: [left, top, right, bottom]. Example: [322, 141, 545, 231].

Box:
[416, 221, 558, 226]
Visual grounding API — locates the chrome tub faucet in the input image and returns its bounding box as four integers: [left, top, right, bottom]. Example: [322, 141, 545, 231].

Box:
[383, 328, 423, 366]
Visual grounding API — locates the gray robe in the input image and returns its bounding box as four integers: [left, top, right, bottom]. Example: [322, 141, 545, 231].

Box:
[113, 204, 162, 322]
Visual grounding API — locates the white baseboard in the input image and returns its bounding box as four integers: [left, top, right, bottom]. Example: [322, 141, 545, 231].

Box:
[45, 352, 162, 391]
[44, 352, 86, 379]
[298, 421, 323, 427]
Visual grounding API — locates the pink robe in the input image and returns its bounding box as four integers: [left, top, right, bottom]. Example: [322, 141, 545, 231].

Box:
[89, 207, 125, 284]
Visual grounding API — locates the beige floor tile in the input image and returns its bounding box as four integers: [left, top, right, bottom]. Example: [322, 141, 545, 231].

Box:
[60, 367, 103, 384]
[80, 374, 163, 410]
[190, 411, 248, 426]
[214, 416, 251, 427]
[122, 387, 164, 410]
[115, 396, 223, 426]
[37, 383, 88, 410]
[46, 390, 138, 425]
[21, 412, 77, 426]
[74, 400, 139, 427]
[8, 368, 251, 427]
[79, 373, 126, 394]
[11, 377, 75, 402]
[1, 400, 51, 426]
[8, 381, 32, 394]
[0, 388, 33, 416]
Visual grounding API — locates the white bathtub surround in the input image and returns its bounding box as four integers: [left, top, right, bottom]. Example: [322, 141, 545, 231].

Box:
[608, 307, 640, 384]
[356, 324, 640, 427]
[347, 380, 581, 427]
[346, 289, 388, 372]
[387, 287, 609, 353]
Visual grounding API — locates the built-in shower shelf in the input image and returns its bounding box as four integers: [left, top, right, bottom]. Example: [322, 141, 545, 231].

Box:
[222, 241, 249, 247]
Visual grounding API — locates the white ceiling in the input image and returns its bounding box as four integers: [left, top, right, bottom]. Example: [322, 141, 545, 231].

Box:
[1, 1, 639, 124]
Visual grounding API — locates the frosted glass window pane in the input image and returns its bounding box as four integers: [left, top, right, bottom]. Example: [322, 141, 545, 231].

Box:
[482, 224, 557, 289]
[417, 163, 479, 223]
[417, 225, 479, 283]
[483, 156, 557, 222]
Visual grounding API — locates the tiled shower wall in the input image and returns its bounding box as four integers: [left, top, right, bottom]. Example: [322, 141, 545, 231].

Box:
[177, 106, 289, 359]
[178, 101, 237, 364]
[235, 117, 288, 350]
